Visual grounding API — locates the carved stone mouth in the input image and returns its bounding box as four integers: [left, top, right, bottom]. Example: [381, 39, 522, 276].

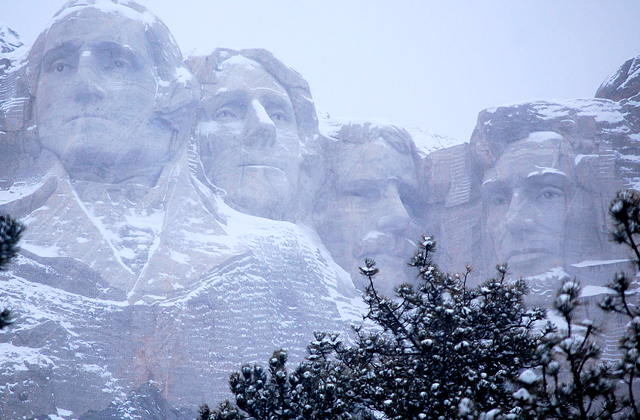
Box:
[506, 248, 550, 261]
[239, 163, 284, 172]
[66, 115, 110, 123]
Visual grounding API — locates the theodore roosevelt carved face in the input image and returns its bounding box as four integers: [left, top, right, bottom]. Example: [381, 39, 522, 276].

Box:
[317, 125, 422, 297]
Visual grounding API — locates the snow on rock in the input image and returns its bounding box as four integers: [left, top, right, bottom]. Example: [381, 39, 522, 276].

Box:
[0, 23, 24, 59]
[517, 369, 539, 385]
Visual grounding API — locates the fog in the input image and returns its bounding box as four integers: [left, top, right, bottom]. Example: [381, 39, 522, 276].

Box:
[1, 1, 639, 144]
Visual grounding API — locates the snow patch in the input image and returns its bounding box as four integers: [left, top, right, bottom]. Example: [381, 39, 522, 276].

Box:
[219, 55, 260, 70]
[571, 259, 629, 268]
[48, 0, 158, 31]
[524, 131, 564, 143]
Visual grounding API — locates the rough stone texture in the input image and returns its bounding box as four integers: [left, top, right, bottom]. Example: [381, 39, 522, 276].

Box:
[465, 98, 634, 280]
[426, 97, 640, 362]
[79, 383, 196, 420]
[309, 119, 430, 298]
[3, 1, 640, 418]
[186, 48, 321, 222]
[596, 54, 640, 102]
[0, 2, 362, 419]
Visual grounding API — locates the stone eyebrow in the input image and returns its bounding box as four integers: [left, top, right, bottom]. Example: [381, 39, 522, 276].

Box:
[91, 41, 141, 68]
[523, 171, 571, 188]
[258, 92, 293, 112]
[210, 89, 249, 106]
[41, 42, 79, 69]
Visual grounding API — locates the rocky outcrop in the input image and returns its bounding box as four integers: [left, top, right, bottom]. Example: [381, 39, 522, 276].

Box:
[0, 2, 362, 419]
[596, 54, 640, 103]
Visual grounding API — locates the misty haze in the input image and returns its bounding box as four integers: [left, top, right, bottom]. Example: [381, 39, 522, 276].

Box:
[1, 1, 639, 419]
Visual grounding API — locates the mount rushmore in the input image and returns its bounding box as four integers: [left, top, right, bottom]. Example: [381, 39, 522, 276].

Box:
[1, 0, 640, 418]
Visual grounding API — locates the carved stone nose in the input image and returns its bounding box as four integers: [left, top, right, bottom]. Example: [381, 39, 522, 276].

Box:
[505, 195, 535, 233]
[244, 99, 276, 147]
[376, 179, 410, 234]
[74, 56, 105, 105]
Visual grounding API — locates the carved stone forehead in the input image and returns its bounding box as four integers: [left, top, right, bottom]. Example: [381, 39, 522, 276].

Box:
[49, 0, 157, 28]
[336, 138, 418, 189]
[43, 9, 150, 50]
[484, 132, 574, 183]
[213, 56, 289, 97]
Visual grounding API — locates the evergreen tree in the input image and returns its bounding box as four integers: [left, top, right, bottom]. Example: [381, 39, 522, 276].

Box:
[600, 190, 640, 419]
[0, 214, 24, 329]
[516, 279, 620, 420]
[340, 238, 545, 420]
[200, 335, 354, 420]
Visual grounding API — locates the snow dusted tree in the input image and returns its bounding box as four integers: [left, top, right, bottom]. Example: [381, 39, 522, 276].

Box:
[515, 278, 620, 420]
[599, 189, 640, 419]
[340, 237, 545, 420]
[0, 214, 24, 329]
[200, 334, 355, 420]
[513, 190, 640, 420]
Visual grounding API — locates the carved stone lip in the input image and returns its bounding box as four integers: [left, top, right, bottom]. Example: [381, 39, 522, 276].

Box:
[66, 115, 110, 123]
[239, 163, 284, 172]
[506, 248, 550, 261]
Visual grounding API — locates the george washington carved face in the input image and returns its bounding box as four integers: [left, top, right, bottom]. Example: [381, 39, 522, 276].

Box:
[34, 4, 185, 186]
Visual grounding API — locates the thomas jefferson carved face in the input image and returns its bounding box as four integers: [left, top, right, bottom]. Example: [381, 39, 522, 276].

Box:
[481, 132, 573, 276]
[35, 8, 174, 186]
[318, 128, 422, 297]
[197, 56, 300, 220]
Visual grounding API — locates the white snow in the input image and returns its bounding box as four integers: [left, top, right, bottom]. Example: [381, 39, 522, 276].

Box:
[219, 54, 260, 70]
[518, 369, 539, 385]
[571, 259, 629, 268]
[0, 180, 47, 205]
[175, 65, 194, 84]
[524, 131, 564, 143]
[407, 126, 463, 156]
[252, 99, 274, 125]
[527, 166, 567, 177]
[581, 285, 615, 297]
[20, 242, 60, 257]
[47, 0, 157, 32]
[575, 154, 598, 165]
[317, 115, 460, 157]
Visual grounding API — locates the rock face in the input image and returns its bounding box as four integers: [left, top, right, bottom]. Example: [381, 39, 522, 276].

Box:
[2, 0, 640, 418]
[596, 55, 640, 103]
[431, 97, 640, 359]
[309, 119, 429, 297]
[186, 48, 321, 223]
[0, 1, 362, 419]
[465, 99, 635, 281]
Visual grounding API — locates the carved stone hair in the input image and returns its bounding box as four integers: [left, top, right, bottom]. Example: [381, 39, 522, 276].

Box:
[186, 48, 319, 143]
[24, 0, 197, 129]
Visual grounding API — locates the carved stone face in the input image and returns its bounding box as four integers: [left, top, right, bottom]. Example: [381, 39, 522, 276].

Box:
[35, 9, 171, 185]
[320, 134, 421, 297]
[198, 57, 300, 220]
[481, 132, 573, 276]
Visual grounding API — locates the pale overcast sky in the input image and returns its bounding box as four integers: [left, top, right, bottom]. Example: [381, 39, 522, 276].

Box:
[1, 0, 639, 142]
